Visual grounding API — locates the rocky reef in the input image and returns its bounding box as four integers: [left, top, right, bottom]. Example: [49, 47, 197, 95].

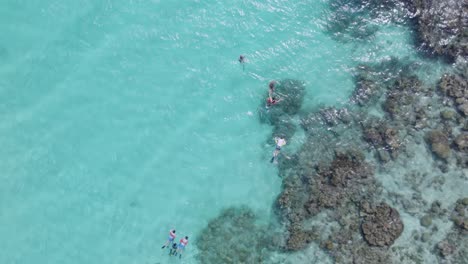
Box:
[362, 119, 402, 162]
[360, 202, 404, 247]
[425, 129, 452, 160]
[438, 71, 468, 117]
[402, 0, 468, 61]
[271, 56, 467, 262]
[327, 0, 468, 61]
[450, 198, 468, 231]
[196, 206, 277, 263]
[325, 0, 409, 42]
[434, 198, 468, 264]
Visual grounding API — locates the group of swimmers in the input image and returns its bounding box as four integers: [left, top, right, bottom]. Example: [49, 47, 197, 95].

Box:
[239, 55, 287, 164]
[161, 229, 188, 259]
[160, 57, 286, 260]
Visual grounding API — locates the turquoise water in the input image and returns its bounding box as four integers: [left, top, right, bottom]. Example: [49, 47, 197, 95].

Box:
[0, 1, 449, 264]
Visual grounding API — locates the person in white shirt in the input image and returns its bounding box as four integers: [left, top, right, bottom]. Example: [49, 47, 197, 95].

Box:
[271, 136, 287, 163]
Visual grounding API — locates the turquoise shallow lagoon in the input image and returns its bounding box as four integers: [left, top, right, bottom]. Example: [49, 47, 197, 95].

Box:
[0, 1, 460, 264]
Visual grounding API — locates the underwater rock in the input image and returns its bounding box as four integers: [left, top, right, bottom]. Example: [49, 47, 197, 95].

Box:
[352, 75, 380, 106]
[438, 73, 468, 116]
[325, 150, 373, 188]
[319, 107, 351, 127]
[435, 228, 468, 263]
[382, 74, 428, 131]
[360, 202, 404, 247]
[458, 103, 468, 117]
[421, 232, 431, 243]
[463, 121, 468, 131]
[196, 206, 273, 263]
[284, 224, 317, 251]
[425, 130, 451, 160]
[463, 198, 468, 206]
[454, 133, 468, 152]
[437, 240, 456, 258]
[320, 240, 334, 251]
[430, 200, 446, 216]
[351, 244, 392, 264]
[276, 176, 307, 224]
[276, 147, 378, 258]
[377, 149, 391, 163]
[326, 0, 405, 43]
[440, 110, 456, 121]
[420, 215, 432, 227]
[450, 198, 468, 231]
[325, 0, 376, 42]
[363, 120, 402, 159]
[304, 150, 375, 214]
[404, 0, 468, 60]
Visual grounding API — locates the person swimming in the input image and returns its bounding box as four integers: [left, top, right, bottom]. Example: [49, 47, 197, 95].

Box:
[269, 81, 276, 96]
[271, 136, 287, 163]
[239, 55, 245, 71]
[161, 229, 176, 249]
[175, 236, 189, 259]
[169, 243, 178, 256]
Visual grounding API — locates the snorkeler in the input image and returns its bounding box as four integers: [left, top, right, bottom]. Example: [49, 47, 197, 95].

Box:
[161, 229, 176, 249]
[271, 136, 287, 163]
[239, 55, 245, 71]
[169, 243, 178, 256]
[269, 80, 276, 97]
[175, 236, 189, 259]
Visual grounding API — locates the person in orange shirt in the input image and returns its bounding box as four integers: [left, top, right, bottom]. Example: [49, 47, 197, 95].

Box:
[175, 236, 189, 258]
[161, 229, 176, 249]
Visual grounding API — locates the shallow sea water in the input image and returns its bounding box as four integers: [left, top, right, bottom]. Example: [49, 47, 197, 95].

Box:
[0, 1, 456, 264]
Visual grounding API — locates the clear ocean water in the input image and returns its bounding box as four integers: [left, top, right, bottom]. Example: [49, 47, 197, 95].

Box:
[0, 1, 452, 264]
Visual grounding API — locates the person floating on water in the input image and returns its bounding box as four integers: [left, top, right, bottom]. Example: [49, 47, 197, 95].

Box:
[239, 55, 245, 71]
[169, 243, 178, 256]
[161, 229, 176, 249]
[174, 236, 189, 259]
[269, 80, 276, 97]
[271, 136, 287, 163]
[266, 80, 283, 108]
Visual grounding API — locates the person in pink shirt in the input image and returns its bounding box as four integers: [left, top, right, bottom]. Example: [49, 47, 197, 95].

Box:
[161, 229, 176, 249]
[175, 236, 189, 258]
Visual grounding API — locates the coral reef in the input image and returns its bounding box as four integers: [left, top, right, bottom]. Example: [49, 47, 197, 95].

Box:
[196, 206, 276, 263]
[305, 150, 374, 213]
[268, 57, 467, 262]
[450, 198, 468, 231]
[454, 133, 468, 152]
[434, 198, 468, 264]
[360, 202, 404, 247]
[403, 0, 468, 61]
[362, 119, 402, 161]
[325, 0, 408, 42]
[438, 72, 468, 117]
[425, 130, 451, 160]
